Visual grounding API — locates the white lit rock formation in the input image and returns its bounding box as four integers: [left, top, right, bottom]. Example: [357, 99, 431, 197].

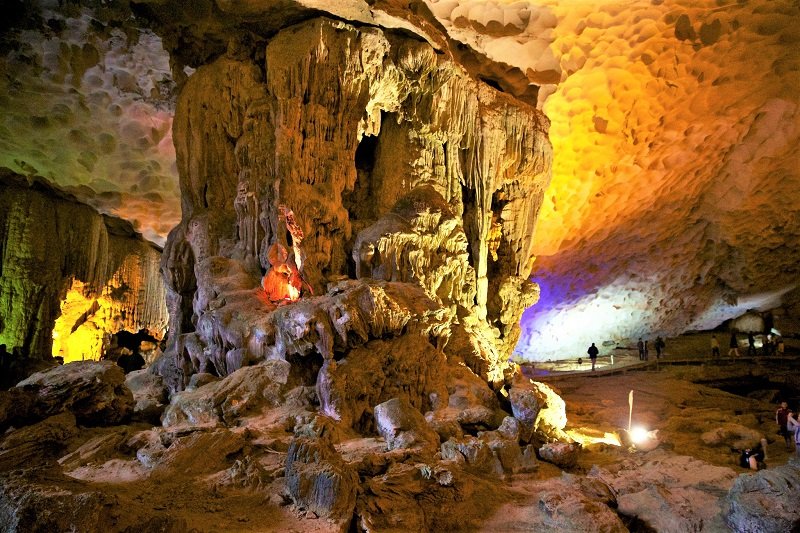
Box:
[426, 0, 800, 359]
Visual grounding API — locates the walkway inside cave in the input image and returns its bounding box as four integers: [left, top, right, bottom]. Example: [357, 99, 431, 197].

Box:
[522, 331, 799, 379]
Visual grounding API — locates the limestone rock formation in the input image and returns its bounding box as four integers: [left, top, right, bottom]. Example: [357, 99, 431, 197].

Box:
[4, 0, 800, 367]
[0, 173, 168, 367]
[14, 360, 134, 426]
[145, 2, 550, 385]
[725, 460, 800, 532]
[373, 397, 440, 452]
[284, 436, 359, 525]
[162, 360, 294, 428]
[317, 334, 448, 431]
[125, 369, 169, 424]
[538, 441, 580, 469]
[508, 378, 569, 442]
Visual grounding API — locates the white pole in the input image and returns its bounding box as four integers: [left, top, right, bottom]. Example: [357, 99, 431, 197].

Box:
[628, 390, 633, 433]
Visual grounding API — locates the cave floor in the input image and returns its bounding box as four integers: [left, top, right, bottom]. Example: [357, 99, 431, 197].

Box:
[52, 361, 796, 532]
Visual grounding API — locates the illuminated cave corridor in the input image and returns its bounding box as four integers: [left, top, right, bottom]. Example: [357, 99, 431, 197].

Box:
[0, 0, 799, 531]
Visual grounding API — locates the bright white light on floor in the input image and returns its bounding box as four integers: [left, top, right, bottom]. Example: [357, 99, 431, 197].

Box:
[629, 426, 649, 444]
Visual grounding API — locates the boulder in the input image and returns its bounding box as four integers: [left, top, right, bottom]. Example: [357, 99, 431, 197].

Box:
[538, 442, 580, 469]
[485, 438, 537, 474]
[374, 398, 439, 452]
[125, 370, 168, 424]
[317, 335, 448, 430]
[0, 469, 114, 533]
[618, 484, 722, 532]
[294, 415, 344, 444]
[725, 461, 800, 532]
[441, 436, 502, 474]
[0, 388, 35, 432]
[129, 429, 168, 469]
[509, 380, 568, 442]
[480, 473, 626, 532]
[15, 361, 133, 426]
[534, 479, 627, 532]
[154, 428, 246, 476]
[162, 360, 292, 427]
[701, 423, 764, 450]
[422, 362, 505, 441]
[355, 462, 436, 532]
[425, 414, 463, 442]
[187, 372, 219, 390]
[496, 416, 522, 441]
[58, 426, 137, 473]
[0, 412, 78, 470]
[591, 452, 738, 529]
[284, 437, 358, 524]
[0, 467, 186, 533]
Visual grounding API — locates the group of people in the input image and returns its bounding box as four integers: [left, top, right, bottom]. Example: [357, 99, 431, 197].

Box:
[711, 331, 786, 358]
[637, 337, 666, 361]
[583, 336, 667, 371]
[736, 400, 799, 471]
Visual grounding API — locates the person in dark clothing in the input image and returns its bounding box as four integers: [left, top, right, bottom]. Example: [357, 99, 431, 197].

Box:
[637, 338, 644, 361]
[777, 401, 792, 450]
[728, 331, 740, 357]
[747, 332, 756, 356]
[763, 334, 773, 356]
[655, 336, 665, 359]
[739, 447, 765, 470]
[587, 343, 599, 371]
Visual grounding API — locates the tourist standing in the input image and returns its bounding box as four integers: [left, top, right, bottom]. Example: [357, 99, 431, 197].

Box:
[777, 401, 792, 451]
[763, 334, 773, 356]
[587, 343, 599, 371]
[637, 338, 645, 361]
[655, 336, 665, 359]
[710, 335, 720, 358]
[728, 331, 740, 358]
[747, 332, 756, 356]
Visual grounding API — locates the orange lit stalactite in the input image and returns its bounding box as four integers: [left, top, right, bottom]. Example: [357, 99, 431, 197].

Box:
[261, 205, 313, 304]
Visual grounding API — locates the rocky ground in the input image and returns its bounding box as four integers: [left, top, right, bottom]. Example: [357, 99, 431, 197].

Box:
[1, 352, 799, 532]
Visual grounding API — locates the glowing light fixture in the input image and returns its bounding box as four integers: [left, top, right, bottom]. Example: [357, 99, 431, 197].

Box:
[628, 426, 649, 445]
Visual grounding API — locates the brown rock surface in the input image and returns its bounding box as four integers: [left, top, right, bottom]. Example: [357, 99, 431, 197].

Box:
[14, 360, 134, 426]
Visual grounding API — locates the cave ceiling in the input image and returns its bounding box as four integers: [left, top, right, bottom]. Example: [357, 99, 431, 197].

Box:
[1, 0, 798, 360]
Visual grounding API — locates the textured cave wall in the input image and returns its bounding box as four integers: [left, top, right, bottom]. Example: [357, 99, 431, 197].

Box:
[427, 0, 800, 359]
[151, 0, 551, 383]
[0, 173, 168, 363]
[0, 1, 179, 245]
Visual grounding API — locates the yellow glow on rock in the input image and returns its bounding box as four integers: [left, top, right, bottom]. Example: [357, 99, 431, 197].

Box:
[566, 428, 622, 447]
[52, 280, 106, 363]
